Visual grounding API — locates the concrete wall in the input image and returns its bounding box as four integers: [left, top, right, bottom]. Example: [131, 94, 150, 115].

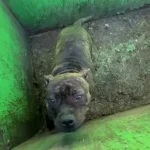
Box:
[0, 1, 39, 149]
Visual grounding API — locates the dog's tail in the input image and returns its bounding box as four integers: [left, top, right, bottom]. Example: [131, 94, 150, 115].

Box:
[73, 15, 93, 26]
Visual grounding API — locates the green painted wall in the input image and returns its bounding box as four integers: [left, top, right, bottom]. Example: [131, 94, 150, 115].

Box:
[13, 105, 150, 150]
[4, 0, 150, 34]
[0, 1, 39, 149]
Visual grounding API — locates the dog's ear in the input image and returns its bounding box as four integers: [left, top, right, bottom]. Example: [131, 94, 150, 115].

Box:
[80, 68, 90, 79]
[44, 74, 54, 85]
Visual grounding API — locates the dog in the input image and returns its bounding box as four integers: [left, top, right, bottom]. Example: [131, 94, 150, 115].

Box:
[44, 16, 94, 132]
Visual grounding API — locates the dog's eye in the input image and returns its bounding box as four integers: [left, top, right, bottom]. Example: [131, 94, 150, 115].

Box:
[51, 99, 56, 103]
[48, 98, 56, 103]
[75, 95, 83, 101]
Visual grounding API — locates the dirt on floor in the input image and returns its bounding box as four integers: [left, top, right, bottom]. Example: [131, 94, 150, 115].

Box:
[30, 7, 150, 123]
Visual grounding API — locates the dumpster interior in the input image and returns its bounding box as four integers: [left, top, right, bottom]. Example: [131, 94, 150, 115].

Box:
[0, 0, 150, 149]
[31, 6, 150, 121]
[15, 6, 150, 150]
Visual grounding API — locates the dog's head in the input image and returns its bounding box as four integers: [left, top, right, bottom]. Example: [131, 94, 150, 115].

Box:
[44, 69, 91, 132]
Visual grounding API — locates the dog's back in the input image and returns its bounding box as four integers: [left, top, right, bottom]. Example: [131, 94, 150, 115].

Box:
[52, 16, 93, 76]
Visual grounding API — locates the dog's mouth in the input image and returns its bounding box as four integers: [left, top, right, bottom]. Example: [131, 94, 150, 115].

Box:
[59, 126, 78, 133]
[57, 124, 82, 133]
[54, 119, 83, 133]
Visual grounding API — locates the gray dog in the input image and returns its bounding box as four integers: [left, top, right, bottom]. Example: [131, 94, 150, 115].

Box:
[44, 16, 94, 132]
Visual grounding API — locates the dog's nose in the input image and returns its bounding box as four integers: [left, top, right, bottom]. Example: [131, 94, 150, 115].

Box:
[62, 119, 75, 127]
[61, 115, 75, 128]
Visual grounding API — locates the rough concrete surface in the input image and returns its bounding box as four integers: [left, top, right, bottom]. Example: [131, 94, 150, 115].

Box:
[30, 7, 150, 121]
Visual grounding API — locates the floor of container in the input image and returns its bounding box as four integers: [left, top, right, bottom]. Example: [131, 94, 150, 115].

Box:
[30, 6, 150, 122]
[13, 104, 150, 150]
